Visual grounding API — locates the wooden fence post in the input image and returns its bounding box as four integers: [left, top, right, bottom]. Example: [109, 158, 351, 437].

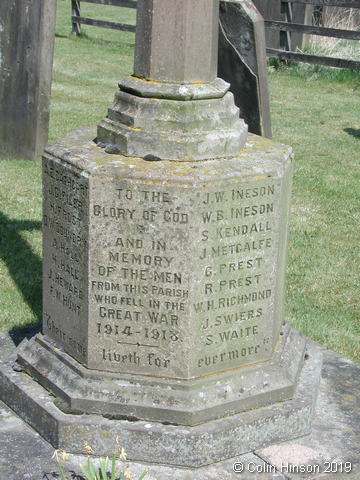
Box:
[72, 0, 81, 35]
[300, 3, 314, 49]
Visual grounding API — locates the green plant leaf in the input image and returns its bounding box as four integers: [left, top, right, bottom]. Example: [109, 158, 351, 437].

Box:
[88, 457, 97, 479]
[110, 454, 116, 480]
[138, 471, 149, 480]
[80, 463, 94, 480]
[100, 457, 109, 479]
[58, 464, 69, 480]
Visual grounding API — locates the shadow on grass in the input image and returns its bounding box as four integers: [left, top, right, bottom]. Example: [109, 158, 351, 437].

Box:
[0, 210, 42, 345]
[344, 128, 360, 139]
[71, 30, 135, 48]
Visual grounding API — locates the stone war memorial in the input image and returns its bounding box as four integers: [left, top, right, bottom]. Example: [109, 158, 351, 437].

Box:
[0, 0, 324, 476]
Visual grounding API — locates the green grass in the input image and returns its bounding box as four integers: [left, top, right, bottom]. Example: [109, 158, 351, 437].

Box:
[269, 66, 360, 362]
[0, 1, 359, 362]
[50, 0, 136, 142]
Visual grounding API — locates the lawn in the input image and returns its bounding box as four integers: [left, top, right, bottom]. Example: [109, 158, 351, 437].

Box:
[0, 0, 359, 362]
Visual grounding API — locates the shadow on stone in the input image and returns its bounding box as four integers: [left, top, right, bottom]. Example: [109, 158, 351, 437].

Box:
[43, 472, 84, 479]
[0, 210, 42, 344]
[42, 473, 60, 479]
[8, 325, 41, 347]
[219, 29, 261, 135]
[344, 127, 360, 139]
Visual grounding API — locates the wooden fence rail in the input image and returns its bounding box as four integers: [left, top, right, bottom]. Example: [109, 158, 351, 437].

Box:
[267, 48, 360, 69]
[71, 0, 136, 36]
[71, 0, 360, 70]
[282, 0, 358, 6]
[254, 0, 360, 70]
[265, 20, 360, 41]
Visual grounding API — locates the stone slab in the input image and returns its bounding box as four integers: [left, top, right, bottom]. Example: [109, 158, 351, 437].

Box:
[256, 346, 360, 480]
[0, 0, 56, 161]
[0, 400, 56, 480]
[219, 0, 272, 138]
[119, 76, 229, 100]
[0, 333, 357, 479]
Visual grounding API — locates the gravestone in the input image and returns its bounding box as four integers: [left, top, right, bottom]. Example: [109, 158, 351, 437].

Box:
[219, 0, 272, 137]
[0, 0, 56, 161]
[0, 0, 322, 471]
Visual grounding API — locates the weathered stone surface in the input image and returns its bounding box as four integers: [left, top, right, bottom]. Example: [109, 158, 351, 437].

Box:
[0, 335, 322, 467]
[0, 402, 287, 480]
[97, 83, 247, 160]
[219, 0, 272, 138]
[16, 326, 306, 425]
[134, 0, 219, 83]
[119, 76, 229, 100]
[2, 333, 358, 479]
[256, 346, 360, 480]
[0, 400, 56, 480]
[41, 127, 293, 378]
[0, 0, 56, 161]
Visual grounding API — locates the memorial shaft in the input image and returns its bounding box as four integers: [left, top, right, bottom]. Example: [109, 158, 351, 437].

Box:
[96, 0, 247, 160]
[134, 0, 219, 83]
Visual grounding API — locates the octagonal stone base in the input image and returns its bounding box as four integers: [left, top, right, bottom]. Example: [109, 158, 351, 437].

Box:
[97, 77, 248, 161]
[0, 338, 322, 468]
[32, 126, 307, 424]
[16, 325, 305, 425]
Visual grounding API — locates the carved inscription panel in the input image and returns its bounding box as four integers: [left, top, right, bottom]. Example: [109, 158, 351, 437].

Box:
[88, 176, 286, 378]
[42, 158, 89, 364]
[192, 182, 283, 376]
[42, 151, 289, 378]
[88, 181, 193, 377]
